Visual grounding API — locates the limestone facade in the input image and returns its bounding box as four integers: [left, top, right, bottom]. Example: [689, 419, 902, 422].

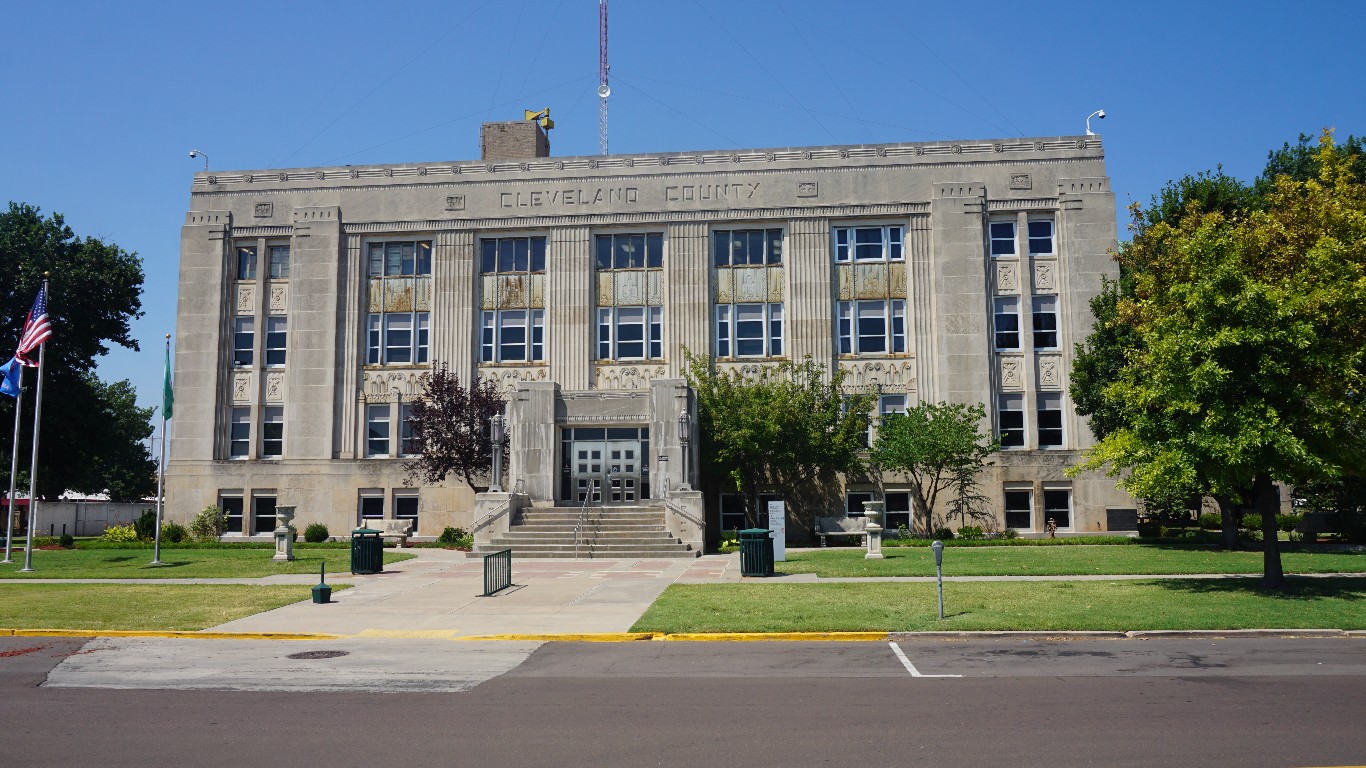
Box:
[168, 131, 1134, 542]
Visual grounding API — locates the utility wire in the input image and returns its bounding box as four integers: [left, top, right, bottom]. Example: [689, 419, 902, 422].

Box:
[276, 0, 494, 169]
[612, 77, 741, 149]
[774, 2, 876, 143]
[690, 0, 838, 144]
[484, 0, 528, 121]
[513, 0, 565, 103]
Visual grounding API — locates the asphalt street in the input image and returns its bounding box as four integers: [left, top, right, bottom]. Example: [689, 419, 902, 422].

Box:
[2, 636, 1363, 768]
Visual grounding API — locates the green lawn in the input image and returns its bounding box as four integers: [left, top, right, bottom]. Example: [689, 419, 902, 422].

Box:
[0, 548, 413, 579]
[631, 579, 1366, 633]
[0, 584, 331, 631]
[779, 544, 1366, 577]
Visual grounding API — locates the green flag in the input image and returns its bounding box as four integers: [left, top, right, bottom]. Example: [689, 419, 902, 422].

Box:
[162, 342, 173, 420]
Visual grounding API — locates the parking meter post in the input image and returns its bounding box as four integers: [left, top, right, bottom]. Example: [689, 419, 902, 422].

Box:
[932, 540, 944, 620]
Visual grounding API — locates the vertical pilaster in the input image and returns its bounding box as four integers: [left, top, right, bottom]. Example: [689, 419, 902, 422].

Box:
[548, 225, 591, 391]
[786, 217, 833, 372]
[169, 211, 232, 470]
[664, 222, 710, 375]
[286, 206, 342, 460]
[433, 230, 476, 383]
[1057, 177, 1118, 450]
[907, 213, 935, 403]
[928, 182, 991, 408]
[335, 233, 362, 459]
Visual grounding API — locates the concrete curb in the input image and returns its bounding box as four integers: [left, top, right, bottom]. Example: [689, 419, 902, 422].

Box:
[455, 633, 660, 642]
[889, 631, 1129, 641]
[1123, 629, 1348, 639]
[0, 628, 343, 641]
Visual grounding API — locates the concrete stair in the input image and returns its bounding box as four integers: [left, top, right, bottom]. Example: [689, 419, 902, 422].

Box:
[470, 505, 697, 559]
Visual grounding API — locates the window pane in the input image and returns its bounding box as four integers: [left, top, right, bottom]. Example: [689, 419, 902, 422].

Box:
[598, 308, 612, 360]
[530, 237, 546, 272]
[385, 315, 412, 364]
[229, 407, 251, 458]
[481, 312, 495, 362]
[888, 227, 903, 261]
[854, 227, 882, 261]
[499, 310, 527, 361]
[999, 394, 1024, 448]
[834, 228, 850, 263]
[856, 301, 886, 354]
[1033, 296, 1058, 348]
[385, 243, 402, 276]
[990, 222, 1016, 256]
[416, 242, 432, 275]
[480, 240, 496, 273]
[767, 229, 783, 264]
[1004, 490, 1032, 529]
[369, 244, 384, 276]
[531, 310, 544, 361]
[595, 235, 613, 270]
[735, 304, 764, 356]
[995, 297, 1020, 349]
[262, 406, 283, 457]
[269, 245, 290, 279]
[237, 247, 257, 280]
[368, 315, 381, 364]
[360, 496, 384, 519]
[367, 404, 390, 457]
[647, 233, 663, 268]
[498, 239, 515, 272]
[768, 303, 783, 356]
[233, 317, 254, 366]
[715, 305, 731, 357]
[713, 232, 730, 267]
[1028, 220, 1054, 255]
[1044, 489, 1071, 528]
[394, 496, 419, 522]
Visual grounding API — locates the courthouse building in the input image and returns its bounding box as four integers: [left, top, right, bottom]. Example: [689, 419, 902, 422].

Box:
[168, 119, 1135, 550]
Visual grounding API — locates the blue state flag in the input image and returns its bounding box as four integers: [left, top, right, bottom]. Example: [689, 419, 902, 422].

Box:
[0, 356, 20, 398]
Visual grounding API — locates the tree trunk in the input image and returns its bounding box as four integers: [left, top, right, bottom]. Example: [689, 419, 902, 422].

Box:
[910, 487, 931, 536]
[1255, 473, 1285, 589]
[1214, 494, 1239, 550]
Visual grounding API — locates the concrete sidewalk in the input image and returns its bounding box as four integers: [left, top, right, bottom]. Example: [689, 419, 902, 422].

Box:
[208, 548, 740, 637]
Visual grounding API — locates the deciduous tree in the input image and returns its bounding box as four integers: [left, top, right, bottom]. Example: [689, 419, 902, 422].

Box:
[871, 402, 998, 534]
[405, 363, 506, 489]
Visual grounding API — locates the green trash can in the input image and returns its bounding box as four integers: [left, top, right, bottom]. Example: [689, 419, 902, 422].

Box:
[350, 528, 384, 575]
[739, 528, 774, 577]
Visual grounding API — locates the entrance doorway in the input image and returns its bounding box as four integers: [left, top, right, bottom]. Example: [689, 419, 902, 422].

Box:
[560, 426, 651, 504]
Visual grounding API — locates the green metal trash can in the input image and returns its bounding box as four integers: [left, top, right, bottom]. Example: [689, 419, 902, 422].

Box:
[739, 528, 774, 577]
[350, 528, 384, 575]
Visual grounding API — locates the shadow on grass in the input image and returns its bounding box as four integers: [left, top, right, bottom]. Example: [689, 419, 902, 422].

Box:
[102, 556, 136, 564]
[144, 561, 191, 569]
[1153, 576, 1366, 600]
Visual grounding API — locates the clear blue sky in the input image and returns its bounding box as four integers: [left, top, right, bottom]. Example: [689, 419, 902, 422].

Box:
[2, 0, 1363, 416]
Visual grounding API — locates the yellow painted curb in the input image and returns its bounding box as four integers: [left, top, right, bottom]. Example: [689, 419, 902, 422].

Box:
[3, 628, 342, 640]
[663, 632, 890, 642]
[455, 632, 662, 642]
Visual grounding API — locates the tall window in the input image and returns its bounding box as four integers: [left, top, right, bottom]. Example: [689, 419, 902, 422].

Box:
[834, 225, 903, 262]
[989, 221, 1016, 257]
[367, 241, 432, 276]
[481, 309, 544, 363]
[480, 236, 546, 274]
[595, 233, 664, 363]
[871, 393, 907, 444]
[716, 303, 783, 358]
[394, 494, 419, 531]
[399, 402, 417, 456]
[368, 312, 430, 364]
[359, 494, 384, 522]
[366, 404, 390, 457]
[1028, 219, 1054, 255]
[236, 246, 257, 280]
[713, 229, 783, 266]
[264, 317, 287, 367]
[229, 407, 250, 458]
[837, 300, 906, 355]
[252, 495, 277, 535]
[998, 394, 1024, 448]
[233, 317, 254, 366]
[221, 495, 245, 535]
[1038, 393, 1064, 448]
[261, 406, 283, 458]
[1044, 488, 1072, 528]
[1032, 296, 1059, 349]
[885, 491, 912, 531]
[846, 491, 875, 518]
[1004, 489, 1032, 530]
[993, 297, 1020, 350]
[268, 245, 291, 279]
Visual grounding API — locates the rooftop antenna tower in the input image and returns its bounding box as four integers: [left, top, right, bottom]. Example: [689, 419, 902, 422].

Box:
[598, 0, 610, 155]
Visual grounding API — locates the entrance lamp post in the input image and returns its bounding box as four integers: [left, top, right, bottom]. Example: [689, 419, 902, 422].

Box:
[677, 411, 691, 491]
[489, 413, 507, 493]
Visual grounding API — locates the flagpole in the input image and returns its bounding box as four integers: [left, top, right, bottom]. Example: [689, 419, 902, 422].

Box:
[1, 366, 23, 564]
[151, 335, 170, 566]
[20, 278, 49, 573]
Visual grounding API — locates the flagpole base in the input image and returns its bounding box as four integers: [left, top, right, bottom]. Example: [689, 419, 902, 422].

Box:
[149, 560, 165, 566]
[18, 567, 34, 573]
[0, 559, 12, 564]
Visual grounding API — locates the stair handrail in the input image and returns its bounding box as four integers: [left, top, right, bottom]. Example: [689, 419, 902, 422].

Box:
[575, 478, 595, 560]
[472, 494, 516, 534]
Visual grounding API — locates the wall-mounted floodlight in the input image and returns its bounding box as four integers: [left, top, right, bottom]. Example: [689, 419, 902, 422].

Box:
[188, 149, 209, 171]
[1085, 109, 1106, 136]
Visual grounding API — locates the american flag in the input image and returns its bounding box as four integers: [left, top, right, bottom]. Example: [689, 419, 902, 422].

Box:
[16, 286, 52, 367]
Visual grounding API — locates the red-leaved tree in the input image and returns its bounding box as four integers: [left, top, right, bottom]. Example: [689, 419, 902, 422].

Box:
[405, 363, 506, 489]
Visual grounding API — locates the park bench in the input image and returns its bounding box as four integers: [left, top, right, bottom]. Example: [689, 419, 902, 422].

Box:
[815, 516, 866, 547]
[375, 519, 414, 547]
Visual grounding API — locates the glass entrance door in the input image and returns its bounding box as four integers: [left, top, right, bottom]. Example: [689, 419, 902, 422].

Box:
[561, 426, 651, 504]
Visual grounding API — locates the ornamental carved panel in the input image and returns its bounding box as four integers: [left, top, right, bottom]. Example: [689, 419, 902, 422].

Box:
[838, 359, 916, 394]
[477, 366, 549, 395]
[232, 372, 252, 403]
[1034, 261, 1056, 293]
[995, 262, 1018, 293]
[363, 369, 425, 402]
[593, 364, 668, 391]
[1038, 356, 1062, 390]
[268, 284, 288, 313]
[1000, 357, 1023, 390]
[264, 372, 285, 403]
[236, 284, 255, 314]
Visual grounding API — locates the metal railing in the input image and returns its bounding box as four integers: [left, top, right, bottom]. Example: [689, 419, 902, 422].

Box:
[481, 548, 512, 596]
[575, 478, 596, 559]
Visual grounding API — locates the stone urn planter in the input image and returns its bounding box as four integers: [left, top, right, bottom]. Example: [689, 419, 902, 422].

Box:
[861, 500, 885, 560]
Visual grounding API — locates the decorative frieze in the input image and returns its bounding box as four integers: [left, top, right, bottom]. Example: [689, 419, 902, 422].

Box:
[593, 364, 668, 391]
[236, 284, 255, 314]
[1038, 356, 1063, 390]
[1000, 357, 1024, 390]
[363, 369, 426, 402]
[268, 284, 288, 313]
[478, 365, 549, 395]
[838, 359, 916, 393]
[232, 372, 252, 403]
[1034, 261, 1056, 293]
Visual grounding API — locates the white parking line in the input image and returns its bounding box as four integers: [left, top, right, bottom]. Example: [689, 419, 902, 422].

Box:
[889, 642, 962, 678]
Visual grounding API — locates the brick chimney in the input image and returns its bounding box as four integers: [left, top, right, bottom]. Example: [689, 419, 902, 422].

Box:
[481, 120, 550, 161]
